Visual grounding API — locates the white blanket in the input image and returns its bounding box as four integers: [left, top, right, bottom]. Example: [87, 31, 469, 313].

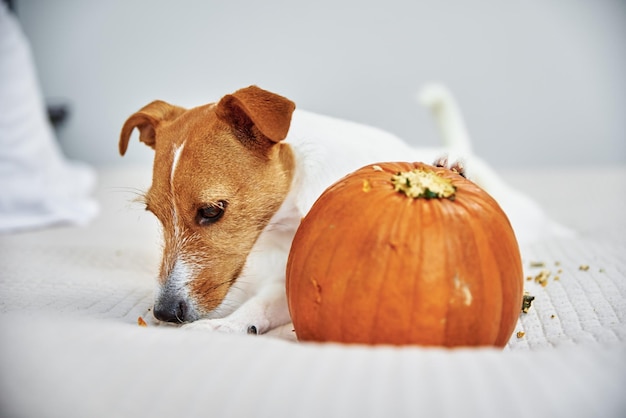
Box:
[1, 165, 624, 418]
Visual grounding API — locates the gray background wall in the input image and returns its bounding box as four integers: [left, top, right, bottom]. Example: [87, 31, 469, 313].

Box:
[13, 0, 626, 168]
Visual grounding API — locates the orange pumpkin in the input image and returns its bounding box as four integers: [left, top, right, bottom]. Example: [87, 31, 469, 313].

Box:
[286, 162, 523, 347]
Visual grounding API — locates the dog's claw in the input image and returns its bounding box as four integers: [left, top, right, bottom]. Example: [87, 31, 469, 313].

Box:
[181, 318, 264, 335]
[433, 155, 467, 178]
[450, 161, 466, 178]
[433, 156, 448, 168]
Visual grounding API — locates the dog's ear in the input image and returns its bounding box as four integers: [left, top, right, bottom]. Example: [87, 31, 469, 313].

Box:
[119, 100, 186, 156]
[215, 85, 295, 144]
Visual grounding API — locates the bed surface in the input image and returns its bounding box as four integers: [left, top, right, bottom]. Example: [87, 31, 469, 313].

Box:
[1, 164, 625, 417]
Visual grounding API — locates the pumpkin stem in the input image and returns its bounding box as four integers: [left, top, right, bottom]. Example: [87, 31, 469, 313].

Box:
[391, 169, 456, 200]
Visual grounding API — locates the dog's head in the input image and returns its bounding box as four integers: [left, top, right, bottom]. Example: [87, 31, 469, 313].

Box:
[120, 86, 296, 323]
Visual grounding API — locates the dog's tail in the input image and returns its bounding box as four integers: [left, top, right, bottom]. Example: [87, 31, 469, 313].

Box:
[418, 83, 506, 198]
[418, 83, 473, 157]
[418, 83, 575, 244]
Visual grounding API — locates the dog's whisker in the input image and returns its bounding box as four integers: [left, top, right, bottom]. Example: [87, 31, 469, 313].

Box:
[107, 186, 148, 202]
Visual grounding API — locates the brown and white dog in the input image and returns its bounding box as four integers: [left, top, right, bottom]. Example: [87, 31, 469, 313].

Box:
[119, 85, 566, 334]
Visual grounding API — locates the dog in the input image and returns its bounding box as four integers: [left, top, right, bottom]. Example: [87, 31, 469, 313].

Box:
[119, 84, 567, 334]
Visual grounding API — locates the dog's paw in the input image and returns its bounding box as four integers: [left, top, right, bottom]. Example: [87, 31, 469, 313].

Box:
[181, 318, 261, 335]
[433, 155, 466, 178]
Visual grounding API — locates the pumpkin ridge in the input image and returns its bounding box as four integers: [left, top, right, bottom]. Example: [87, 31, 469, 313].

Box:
[490, 215, 523, 346]
[451, 184, 521, 346]
[459, 189, 505, 344]
[490, 222, 521, 346]
[467, 209, 501, 345]
[286, 189, 357, 337]
[438, 199, 463, 345]
[415, 199, 442, 344]
[369, 191, 415, 343]
[406, 199, 425, 343]
[407, 198, 450, 344]
[338, 187, 397, 343]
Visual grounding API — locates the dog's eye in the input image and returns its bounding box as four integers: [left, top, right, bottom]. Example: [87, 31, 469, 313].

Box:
[196, 200, 227, 225]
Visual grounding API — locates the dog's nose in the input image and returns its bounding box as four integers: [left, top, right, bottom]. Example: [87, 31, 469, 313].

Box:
[153, 298, 188, 323]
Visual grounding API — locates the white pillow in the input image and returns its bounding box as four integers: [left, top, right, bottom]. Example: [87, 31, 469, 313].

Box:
[0, 4, 98, 232]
